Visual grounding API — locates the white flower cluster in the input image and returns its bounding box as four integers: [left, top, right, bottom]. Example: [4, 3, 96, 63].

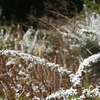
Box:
[45, 53, 100, 99]
[32, 96, 40, 100]
[67, 86, 99, 100]
[76, 86, 100, 100]
[45, 85, 100, 100]
[22, 28, 38, 53]
[18, 70, 29, 78]
[0, 50, 100, 100]
[45, 88, 77, 100]
[70, 53, 100, 87]
[82, 86, 100, 98]
[0, 50, 71, 75]
[11, 84, 22, 98]
[5, 58, 16, 66]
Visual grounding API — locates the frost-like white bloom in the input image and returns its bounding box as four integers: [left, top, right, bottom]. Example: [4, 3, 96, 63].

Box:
[18, 70, 29, 78]
[46, 47, 53, 53]
[27, 63, 33, 69]
[77, 13, 100, 35]
[0, 29, 5, 35]
[81, 86, 100, 98]
[15, 93, 20, 98]
[22, 29, 39, 53]
[0, 50, 71, 75]
[6, 58, 16, 66]
[23, 27, 35, 42]
[17, 84, 22, 89]
[79, 95, 86, 99]
[57, 67, 71, 75]
[26, 92, 30, 97]
[32, 86, 39, 93]
[70, 53, 100, 87]
[46, 88, 77, 100]
[70, 44, 80, 50]
[32, 96, 40, 100]
[14, 88, 19, 93]
[3, 32, 10, 41]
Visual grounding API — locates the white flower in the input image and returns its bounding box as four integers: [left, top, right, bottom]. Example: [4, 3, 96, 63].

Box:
[26, 93, 30, 97]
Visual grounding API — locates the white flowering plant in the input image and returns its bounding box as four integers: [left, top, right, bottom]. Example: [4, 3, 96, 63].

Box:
[0, 5, 100, 99]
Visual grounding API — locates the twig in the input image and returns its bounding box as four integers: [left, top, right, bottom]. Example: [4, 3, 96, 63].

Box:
[69, 42, 99, 68]
[28, 14, 60, 32]
[45, 9, 72, 22]
[0, 81, 8, 100]
[86, 48, 93, 55]
[17, 86, 25, 99]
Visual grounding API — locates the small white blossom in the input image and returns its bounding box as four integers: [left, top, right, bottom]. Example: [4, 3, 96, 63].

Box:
[32, 96, 40, 100]
[26, 93, 30, 97]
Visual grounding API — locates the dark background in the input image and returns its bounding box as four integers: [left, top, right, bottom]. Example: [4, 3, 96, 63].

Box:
[0, 0, 84, 22]
[0, 0, 100, 27]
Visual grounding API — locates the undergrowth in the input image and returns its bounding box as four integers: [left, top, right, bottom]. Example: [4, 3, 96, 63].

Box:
[0, 9, 100, 100]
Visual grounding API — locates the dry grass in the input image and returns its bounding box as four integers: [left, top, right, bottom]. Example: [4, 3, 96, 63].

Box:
[0, 13, 100, 99]
[0, 53, 72, 99]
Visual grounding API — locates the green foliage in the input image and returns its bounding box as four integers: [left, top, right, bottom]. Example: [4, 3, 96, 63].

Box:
[0, 89, 4, 98]
[83, 0, 100, 14]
